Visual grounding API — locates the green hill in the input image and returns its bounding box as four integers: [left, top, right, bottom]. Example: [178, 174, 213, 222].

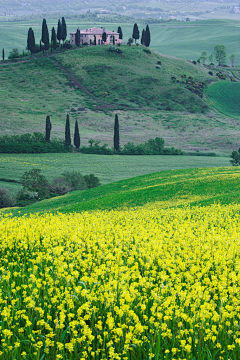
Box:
[206, 81, 240, 118]
[4, 166, 240, 216]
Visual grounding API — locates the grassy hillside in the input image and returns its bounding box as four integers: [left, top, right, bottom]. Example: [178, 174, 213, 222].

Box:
[0, 153, 231, 194]
[4, 166, 240, 216]
[206, 81, 240, 118]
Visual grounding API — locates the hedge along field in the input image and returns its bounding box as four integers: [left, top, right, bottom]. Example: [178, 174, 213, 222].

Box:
[2, 203, 240, 359]
[206, 82, 240, 119]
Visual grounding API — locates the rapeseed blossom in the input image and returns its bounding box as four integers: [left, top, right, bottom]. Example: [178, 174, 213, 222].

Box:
[1, 204, 240, 359]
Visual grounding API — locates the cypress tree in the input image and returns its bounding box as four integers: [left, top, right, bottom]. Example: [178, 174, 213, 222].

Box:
[114, 114, 119, 152]
[141, 29, 145, 45]
[132, 23, 140, 44]
[102, 32, 107, 44]
[45, 115, 52, 143]
[51, 27, 57, 51]
[74, 120, 80, 151]
[57, 19, 62, 45]
[65, 114, 71, 147]
[42, 19, 49, 53]
[117, 26, 123, 40]
[61, 17, 67, 44]
[2, 48, 4, 61]
[145, 25, 151, 47]
[75, 27, 80, 47]
[27, 27, 35, 57]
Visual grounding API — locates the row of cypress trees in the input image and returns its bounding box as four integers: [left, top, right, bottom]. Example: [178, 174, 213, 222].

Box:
[132, 23, 151, 47]
[46, 114, 119, 152]
[27, 17, 67, 56]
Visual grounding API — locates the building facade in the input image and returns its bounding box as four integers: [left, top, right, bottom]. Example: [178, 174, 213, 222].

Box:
[70, 27, 123, 46]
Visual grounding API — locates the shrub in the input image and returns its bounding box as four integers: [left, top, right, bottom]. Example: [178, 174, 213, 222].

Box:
[0, 187, 16, 208]
[143, 49, 151, 54]
[208, 71, 213, 76]
[62, 171, 87, 191]
[21, 168, 49, 199]
[8, 48, 20, 59]
[50, 177, 72, 195]
[84, 174, 101, 189]
[16, 189, 39, 207]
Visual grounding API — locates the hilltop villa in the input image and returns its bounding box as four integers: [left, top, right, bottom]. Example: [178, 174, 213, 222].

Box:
[70, 27, 123, 46]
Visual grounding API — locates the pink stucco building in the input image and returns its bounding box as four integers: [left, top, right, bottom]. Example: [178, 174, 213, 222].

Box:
[70, 27, 123, 46]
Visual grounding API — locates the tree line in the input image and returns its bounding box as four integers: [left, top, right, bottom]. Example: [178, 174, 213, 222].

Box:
[198, 45, 236, 67]
[127, 23, 151, 47]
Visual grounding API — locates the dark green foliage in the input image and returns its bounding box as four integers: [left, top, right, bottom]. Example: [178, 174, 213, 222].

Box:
[61, 17, 67, 43]
[21, 168, 49, 199]
[102, 32, 107, 43]
[113, 36, 115, 45]
[50, 177, 72, 195]
[121, 138, 182, 155]
[8, 48, 20, 59]
[81, 140, 114, 155]
[141, 29, 145, 45]
[127, 38, 133, 46]
[57, 19, 62, 44]
[145, 25, 151, 47]
[45, 115, 52, 143]
[214, 45, 227, 66]
[2, 48, 4, 61]
[0, 133, 68, 153]
[51, 27, 57, 51]
[114, 114, 120, 152]
[0, 187, 15, 208]
[65, 114, 71, 147]
[132, 23, 140, 44]
[117, 26, 123, 40]
[74, 120, 80, 150]
[230, 148, 240, 166]
[75, 28, 80, 47]
[62, 171, 87, 191]
[27, 27, 35, 56]
[41, 19, 49, 52]
[83, 174, 101, 189]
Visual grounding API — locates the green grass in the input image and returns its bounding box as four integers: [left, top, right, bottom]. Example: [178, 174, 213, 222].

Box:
[0, 153, 230, 194]
[4, 166, 240, 216]
[206, 81, 240, 118]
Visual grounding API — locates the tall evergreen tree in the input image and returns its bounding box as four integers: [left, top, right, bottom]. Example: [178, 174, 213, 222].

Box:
[65, 114, 71, 147]
[41, 19, 49, 53]
[132, 23, 140, 44]
[27, 27, 35, 57]
[45, 115, 52, 143]
[141, 29, 145, 45]
[2, 48, 4, 61]
[114, 114, 119, 152]
[61, 17, 67, 44]
[102, 32, 107, 44]
[145, 25, 151, 47]
[51, 27, 57, 51]
[75, 27, 80, 47]
[117, 26, 123, 40]
[57, 19, 62, 45]
[74, 120, 80, 151]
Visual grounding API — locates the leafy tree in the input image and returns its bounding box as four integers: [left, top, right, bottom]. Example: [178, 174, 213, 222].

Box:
[8, 48, 20, 59]
[65, 114, 71, 147]
[74, 120, 80, 150]
[51, 27, 57, 51]
[62, 171, 87, 190]
[117, 26, 123, 40]
[50, 177, 71, 195]
[102, 32, 107, 43]
[75, 27, 80, 47]
[208, 54, 214, 64]
[132, 23, 140, 44]
[45, 115, 52, 143]
[114, 114, 120, 152]
[41, 19, 49, 53]
[200, 51, 207, 64]
[2, 48, 4, 61]
[230, 53, 236, 67]
[145, 25, 151, 47]
[214, 45, 226, 66]
[127, 38, 133, 46]
[21, 168, 49, 199]
[83, 174, 101, 189]
[61, 17, 67, 44]
[27, 27, 35, 57]
[141, 29, 145, 45]
[57, 19, 62, 45]
[230, 148, 240, 166]
[0, 187, 15, 208]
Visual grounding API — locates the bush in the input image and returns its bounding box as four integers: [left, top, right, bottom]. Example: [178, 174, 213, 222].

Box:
[230, 149, 240, 166]
[21, 169, 49, 199]
[0, 187, 16, 208]
[16, 189, 39, 207]
[80, 140, 114, 155]
[50, 177, 72, 195]
[62, 171, 87, 191]
[208, 71, 213, 76]
[84, 174, 101, 189]
[143, 49, 151, 54]
[8, 48, 20, 59]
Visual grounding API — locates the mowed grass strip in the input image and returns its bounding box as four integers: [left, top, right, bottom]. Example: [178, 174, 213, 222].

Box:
[4, 166, 240, 216]
[206, 81, 240, 118]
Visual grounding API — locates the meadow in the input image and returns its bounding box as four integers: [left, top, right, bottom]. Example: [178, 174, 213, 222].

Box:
[2, 203, 240, 359]
[0, 153, 231, 195]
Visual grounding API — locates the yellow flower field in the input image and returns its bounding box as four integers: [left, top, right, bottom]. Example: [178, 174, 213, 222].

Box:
[1, 204, 240, 359]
